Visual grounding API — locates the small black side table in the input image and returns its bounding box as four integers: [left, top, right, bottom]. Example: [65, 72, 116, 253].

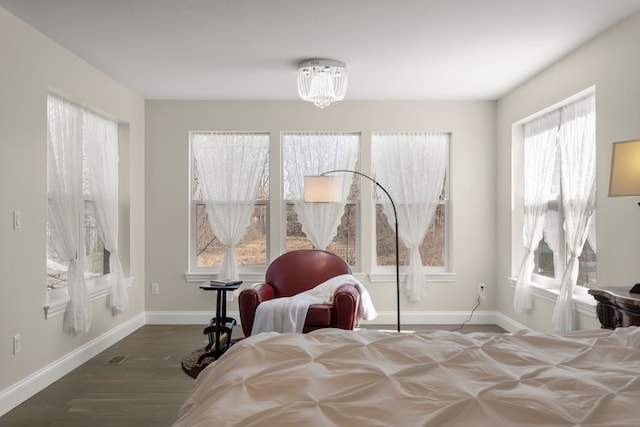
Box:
[198, 282, 241, 362]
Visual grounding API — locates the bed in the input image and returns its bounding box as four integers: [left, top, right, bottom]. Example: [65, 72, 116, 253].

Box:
[174, 327, 640, 426]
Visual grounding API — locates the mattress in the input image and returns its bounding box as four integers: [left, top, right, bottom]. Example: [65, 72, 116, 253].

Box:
[174, 327, 640, 426]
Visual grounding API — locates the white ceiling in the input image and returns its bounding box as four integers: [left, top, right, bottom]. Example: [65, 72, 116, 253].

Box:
[2, 0, 640, 101]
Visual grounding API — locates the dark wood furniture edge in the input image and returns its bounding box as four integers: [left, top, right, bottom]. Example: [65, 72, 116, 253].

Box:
[588, 286, 640, 329]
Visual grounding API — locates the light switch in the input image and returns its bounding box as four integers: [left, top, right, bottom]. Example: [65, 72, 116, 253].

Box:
[13, 210, 21, 230]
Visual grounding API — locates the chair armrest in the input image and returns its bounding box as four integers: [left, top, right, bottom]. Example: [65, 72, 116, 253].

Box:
[239, 284, 276, 337]
[332, 284, 360, 330]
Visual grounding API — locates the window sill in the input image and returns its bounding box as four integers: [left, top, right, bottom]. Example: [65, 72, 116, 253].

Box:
[507, 277, 596, 318]
[45, 275, 134, 319]
[369, 270, 456, 283]
[185, 271, 367, 285]
[185, 270, 455, 285]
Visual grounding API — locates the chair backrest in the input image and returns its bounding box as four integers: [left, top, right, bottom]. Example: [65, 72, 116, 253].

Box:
[265, 249, 351, 297]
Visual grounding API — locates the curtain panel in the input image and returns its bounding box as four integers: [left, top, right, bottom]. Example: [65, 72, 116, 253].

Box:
[513, 111, 560, 313]
[552, 94, 596, 333]
[47, 94, 90, 333]
[84, 111, 128, 315]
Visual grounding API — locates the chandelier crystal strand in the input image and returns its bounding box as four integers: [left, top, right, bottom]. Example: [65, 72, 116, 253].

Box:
[297, 59, 348, 109]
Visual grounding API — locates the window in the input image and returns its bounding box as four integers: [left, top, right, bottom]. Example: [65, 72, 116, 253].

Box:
[47, 93, 126, 329]
[371, 132, 450, 301]
[190, 132, 269, 274]
[282, 133, 360, 266]
[526, 94, 597, 289]
[46, 95, 116, 290]
[371, 132, 450, 269]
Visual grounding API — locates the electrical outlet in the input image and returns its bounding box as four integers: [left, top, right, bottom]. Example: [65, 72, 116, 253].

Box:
[13, 334, 21, 354]
[151, 283, 160, 295]
[478, 283, 486, 300]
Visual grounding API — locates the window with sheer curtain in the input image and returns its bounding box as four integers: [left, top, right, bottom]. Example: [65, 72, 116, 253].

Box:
[372, 132, 450, 301]
[47, 93, 125, 332]
[513, 93, 596, 332]
[190, 132, 270, 276]
[282, 133, 360, 265]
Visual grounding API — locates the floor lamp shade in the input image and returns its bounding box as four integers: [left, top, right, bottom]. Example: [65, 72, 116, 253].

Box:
[609, 140, 640, 197]
[304, 176, 343, 202]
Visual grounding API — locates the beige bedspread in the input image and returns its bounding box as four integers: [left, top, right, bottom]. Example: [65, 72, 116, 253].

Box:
[174, 327, 640, 426]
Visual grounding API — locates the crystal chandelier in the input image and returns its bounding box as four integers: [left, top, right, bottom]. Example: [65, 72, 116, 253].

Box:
[297, 59, 348, 109]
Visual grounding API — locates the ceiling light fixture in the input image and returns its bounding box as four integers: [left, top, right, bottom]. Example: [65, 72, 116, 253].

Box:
[297, 59, 348, 109]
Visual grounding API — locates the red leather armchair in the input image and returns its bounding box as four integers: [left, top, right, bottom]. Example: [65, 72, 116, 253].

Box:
[238, 249, 360, 337]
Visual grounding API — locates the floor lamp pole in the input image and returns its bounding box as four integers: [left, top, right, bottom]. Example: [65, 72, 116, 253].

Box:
[322, 169, 401, 333]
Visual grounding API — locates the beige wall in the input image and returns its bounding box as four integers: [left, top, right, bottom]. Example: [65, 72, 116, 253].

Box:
[0, 8, 145, 392]
[496, 12, 640, 332]
[144, 100, 498, 321]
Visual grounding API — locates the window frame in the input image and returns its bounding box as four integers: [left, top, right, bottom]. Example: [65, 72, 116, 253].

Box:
[281, 131, 362, 269]
[187, 131, 270, 279]
[370, 132, 452, 275]
[46, 94, 114, 291]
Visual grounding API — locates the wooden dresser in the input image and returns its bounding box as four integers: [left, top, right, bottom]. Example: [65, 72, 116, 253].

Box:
[588, 286, 640, 329]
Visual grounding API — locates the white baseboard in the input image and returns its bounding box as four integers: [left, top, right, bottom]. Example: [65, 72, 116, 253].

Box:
[360, 310, 520, 332]
[493, 311, 529, 332]
[145, 310, 523, 333]
[1, 309, 524, 417]
[145, 310, 220, 325]
[0, 313, 145, 417]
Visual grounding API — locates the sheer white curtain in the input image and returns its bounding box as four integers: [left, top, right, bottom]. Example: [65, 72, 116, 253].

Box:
[513, 112, 560, 313]
[192, 133, 269, 279]
[47, 94, 91, 333]
[283, 133, 359, 249]
[84, 111, 128, 315]
[372, 132, 448, 301]
[552, 94, 596, 333]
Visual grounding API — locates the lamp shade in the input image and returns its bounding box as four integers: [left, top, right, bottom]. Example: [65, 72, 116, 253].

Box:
[609, 140, 640, 196]
[303, 176, 342, 202]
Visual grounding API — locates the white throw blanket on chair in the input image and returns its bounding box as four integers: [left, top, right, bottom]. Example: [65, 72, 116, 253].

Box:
[251, 274, 377, 335]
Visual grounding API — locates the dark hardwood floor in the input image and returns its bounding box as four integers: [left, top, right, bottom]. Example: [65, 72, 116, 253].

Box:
[0, 323, 505, 426]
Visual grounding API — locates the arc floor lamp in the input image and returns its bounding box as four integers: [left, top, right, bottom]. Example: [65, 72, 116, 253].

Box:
[304, 170, 401, 332]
